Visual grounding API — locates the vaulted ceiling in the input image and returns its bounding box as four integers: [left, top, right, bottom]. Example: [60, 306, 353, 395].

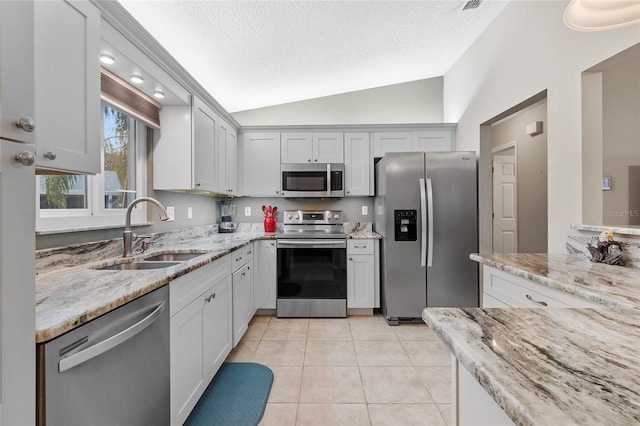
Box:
[119, 0, 510, 112]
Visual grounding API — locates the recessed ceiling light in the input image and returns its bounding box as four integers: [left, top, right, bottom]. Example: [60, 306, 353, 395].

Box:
[564, 0, 640, 31]
[153, 90, 165, 99]
[130, 74, 144, 84]
[99, 54, 115, 65]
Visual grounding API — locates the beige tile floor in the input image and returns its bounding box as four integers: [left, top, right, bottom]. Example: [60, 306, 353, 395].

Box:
[225, 314, 452, 426]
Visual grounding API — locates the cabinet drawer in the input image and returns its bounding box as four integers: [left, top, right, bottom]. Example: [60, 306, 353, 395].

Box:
[483, 266, 601, 308]
[170, 254, 231, 316]
[347, 239, 374, 255]
[232, 243, 253, 271]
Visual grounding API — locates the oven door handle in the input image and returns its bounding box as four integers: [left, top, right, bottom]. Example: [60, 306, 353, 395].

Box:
[277, 239, 346, 249]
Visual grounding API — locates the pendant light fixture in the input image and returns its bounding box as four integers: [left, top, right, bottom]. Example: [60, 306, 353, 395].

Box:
[564, 0, 640, 31]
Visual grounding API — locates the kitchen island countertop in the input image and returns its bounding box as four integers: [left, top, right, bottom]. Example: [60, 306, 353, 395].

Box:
[422, 307, 640, 426]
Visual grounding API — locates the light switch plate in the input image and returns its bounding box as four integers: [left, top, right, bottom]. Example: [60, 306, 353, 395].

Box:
[362, 205, 368, 215]
[245, 206, 251, 216]
[166, 206, 175, 221]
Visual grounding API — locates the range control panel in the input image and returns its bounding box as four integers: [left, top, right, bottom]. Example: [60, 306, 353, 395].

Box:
[394, 210, 417, 241]
[283, 210, 343, 225]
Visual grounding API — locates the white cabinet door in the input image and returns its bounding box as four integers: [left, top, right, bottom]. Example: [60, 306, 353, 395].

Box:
[344, 132, 371, 196]
[34, 0, 101, 173]
[218, 119, 237, 195]
[415, 130, 452, 152]
[171, 293, 206, 426]
[239, 132, 281, 196]
[372, 132, 415, 157]
[255, 240, 277, 310]
[202, 276, 233, 382]
[281, 132, 313, 163]
[347, 240, 376, 309]
[0, 1, 35, 145]
[232, 261, 254, 346]
[193, 97, 219, 192]
[313, 132, 344, 163]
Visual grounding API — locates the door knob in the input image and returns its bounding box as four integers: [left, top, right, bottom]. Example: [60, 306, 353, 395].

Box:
[14, 151, 35, 166]
[43, 151, 56, 160]
[15, 117, 35, 133]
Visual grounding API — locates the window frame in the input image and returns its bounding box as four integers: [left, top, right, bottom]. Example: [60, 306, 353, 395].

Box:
[36, 102, 148, 233]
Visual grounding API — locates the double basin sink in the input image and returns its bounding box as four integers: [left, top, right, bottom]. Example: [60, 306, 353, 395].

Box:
[95, 251, 207, 271]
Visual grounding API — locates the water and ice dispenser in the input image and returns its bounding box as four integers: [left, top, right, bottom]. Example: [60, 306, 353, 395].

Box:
[394, 210, 417, 241]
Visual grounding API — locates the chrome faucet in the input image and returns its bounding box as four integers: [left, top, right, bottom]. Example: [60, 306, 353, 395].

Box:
[123, 197, 171, 257]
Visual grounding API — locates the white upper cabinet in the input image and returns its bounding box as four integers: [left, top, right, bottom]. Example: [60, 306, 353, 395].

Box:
[344, 132, 371, 196]
[281, 132, 343, 163]
[218, 119, 237, 195]
[239, 132, 281, 197]
[0, 1, 35, 145]
[372, 128, 454, 158]
[34, 0, 101, 173]
[192, 97, 219, 192]
[154, 96, 232, 193]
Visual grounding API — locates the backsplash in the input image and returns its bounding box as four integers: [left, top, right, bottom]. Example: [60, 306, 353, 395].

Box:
[36, 222, 375, 274]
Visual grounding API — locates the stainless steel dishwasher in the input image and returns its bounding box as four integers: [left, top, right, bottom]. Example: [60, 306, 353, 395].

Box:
[37, 286, 169, 426]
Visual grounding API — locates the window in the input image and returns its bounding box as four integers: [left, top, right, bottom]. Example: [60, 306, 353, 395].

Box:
[36, 102, 148, 232]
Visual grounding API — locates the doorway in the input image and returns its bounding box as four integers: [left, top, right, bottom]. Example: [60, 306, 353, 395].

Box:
[480, 91, 548, 253]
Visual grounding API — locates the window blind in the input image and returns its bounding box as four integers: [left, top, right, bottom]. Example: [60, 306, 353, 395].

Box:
[100, 68, 161, 129]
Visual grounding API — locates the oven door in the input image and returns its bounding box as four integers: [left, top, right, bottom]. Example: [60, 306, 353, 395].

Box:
[276, 239, 347, 317]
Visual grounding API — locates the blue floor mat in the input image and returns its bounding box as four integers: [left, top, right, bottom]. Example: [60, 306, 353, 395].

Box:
[184, 362, 274, 426]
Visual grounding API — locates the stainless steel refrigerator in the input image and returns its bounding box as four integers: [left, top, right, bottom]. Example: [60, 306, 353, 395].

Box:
[374, 152, 478, 325]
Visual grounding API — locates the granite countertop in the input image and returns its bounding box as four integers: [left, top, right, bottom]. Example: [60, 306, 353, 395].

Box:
[35, 223, 380, 343]
[470, 252, 640, 309]
[423, 251, 640, 425]
[423, 307, 640, 426]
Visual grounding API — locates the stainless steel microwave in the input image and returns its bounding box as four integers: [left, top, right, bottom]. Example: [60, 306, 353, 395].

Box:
[280, 163, 345, 198]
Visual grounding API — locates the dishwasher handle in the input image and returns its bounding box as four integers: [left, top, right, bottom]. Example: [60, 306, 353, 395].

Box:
[58, 300, 166, 373]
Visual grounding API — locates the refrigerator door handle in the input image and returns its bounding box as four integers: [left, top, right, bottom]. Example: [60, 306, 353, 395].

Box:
[419, 178, 427, 267]
[426, 178, 434, 267]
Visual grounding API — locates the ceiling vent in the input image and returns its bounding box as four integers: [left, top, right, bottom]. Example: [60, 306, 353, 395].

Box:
[462, 0, 483, 11]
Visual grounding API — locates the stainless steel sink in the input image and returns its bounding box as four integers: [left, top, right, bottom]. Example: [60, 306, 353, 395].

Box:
[97, 261, 181, 271]
[142, 252, 205, 262]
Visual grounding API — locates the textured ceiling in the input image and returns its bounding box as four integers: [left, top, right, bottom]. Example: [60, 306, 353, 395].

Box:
[118, 0, 510, 113]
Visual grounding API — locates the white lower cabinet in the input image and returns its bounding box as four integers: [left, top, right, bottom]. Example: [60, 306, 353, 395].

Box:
[254, 240, 277, 310]
[232, 243, 254, 347]
[453, 355, 515, 426]
[482, 266, 602, 308]
[347, 239, 380, 309]
[170, 256, 232, 426]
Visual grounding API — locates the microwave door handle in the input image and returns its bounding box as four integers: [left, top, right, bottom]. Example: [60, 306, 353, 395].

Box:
[327, 163, 331, 196]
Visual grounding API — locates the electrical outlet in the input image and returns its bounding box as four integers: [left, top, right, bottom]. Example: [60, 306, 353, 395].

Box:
[187, 207, 193, 219]
[362, 205, 368, 215]
[245, 206, 251, 216]
[166, 206, 175, 221]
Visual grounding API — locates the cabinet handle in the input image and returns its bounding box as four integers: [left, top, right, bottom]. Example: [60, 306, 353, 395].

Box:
[270, 242, 275, 246]
[525, 294, 548, 307]
[14, 151, 35, 166]
[195, 183, 201, 187]
[15, 117, 35, 132]
[44, 151, 57, 160]
[349, 257, 353, 261]
[314, 158, 318, 162]
[236, 256, 242, 262]
[205, 292, 216, 303]
[247, 250, 252, 255]
[275, 190, 279, 194]
[241, 272, 246, 277]
[307, 158, 311, 162]
[346, 190, 350, 194]
[354, 245, 366, 248]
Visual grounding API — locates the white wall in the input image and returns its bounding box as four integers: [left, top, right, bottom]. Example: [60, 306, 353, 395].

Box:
[443, 0, 640, 252]
[232, 77, 443, 125]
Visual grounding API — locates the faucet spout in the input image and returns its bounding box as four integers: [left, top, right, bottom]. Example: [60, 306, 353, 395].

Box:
[123, 197, 170, 257]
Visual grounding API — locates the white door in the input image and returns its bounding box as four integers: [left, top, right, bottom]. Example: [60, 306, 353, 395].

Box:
[493, 155, 517, 252]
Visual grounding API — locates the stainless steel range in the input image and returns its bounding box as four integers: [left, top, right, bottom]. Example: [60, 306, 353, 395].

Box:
[276, 210, 347, 317]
